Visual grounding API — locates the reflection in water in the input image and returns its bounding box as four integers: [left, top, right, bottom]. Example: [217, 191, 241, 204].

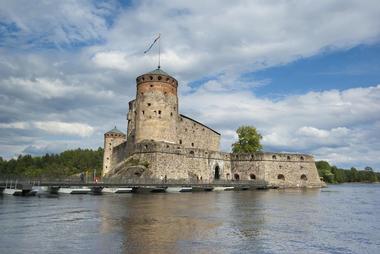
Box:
[1, 185, 380, 254]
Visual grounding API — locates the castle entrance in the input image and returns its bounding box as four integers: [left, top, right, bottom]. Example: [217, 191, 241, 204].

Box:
[214, 166, 220, 180]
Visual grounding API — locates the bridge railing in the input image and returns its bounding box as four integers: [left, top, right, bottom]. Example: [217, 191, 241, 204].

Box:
[0, 177, 268, 186]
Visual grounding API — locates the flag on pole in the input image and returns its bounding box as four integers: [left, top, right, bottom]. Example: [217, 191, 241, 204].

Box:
[144, 34, 160, 54]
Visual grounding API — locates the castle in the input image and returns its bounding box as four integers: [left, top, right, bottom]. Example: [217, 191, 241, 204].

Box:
[102, 68, 323, 188]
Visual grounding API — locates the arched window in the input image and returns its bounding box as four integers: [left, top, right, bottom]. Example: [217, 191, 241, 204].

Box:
[277, 174, 285, 180]
[301, 174, 307, 180]
[234, 173, 240, 180]
[249, 174, 256, 180]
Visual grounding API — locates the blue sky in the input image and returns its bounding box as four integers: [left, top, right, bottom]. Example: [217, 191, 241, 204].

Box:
[0, 0, 380, 170]
[252, 44, 380, 97]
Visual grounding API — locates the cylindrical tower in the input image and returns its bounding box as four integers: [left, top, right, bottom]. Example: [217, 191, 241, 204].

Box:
[135, 68, 178, 144]
[102, 126, 126, 176]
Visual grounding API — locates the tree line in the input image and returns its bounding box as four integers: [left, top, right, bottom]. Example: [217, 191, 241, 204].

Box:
[316, 161, 380, 183]
[0, 148, 103, 178]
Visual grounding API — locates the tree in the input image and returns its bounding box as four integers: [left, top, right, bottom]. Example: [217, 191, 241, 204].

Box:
[315, 161, 335, 183]
[232, 126, 263, 153]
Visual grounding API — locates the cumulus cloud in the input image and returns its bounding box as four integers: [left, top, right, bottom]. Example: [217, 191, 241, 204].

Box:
[180, 81, 380, 168]
[0, 121, 95, 137]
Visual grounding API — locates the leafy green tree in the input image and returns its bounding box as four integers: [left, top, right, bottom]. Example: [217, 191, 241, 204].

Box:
[315, 161, 335, 183]
[232, 126, 263, 153]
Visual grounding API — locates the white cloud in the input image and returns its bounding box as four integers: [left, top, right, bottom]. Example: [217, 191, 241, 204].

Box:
[0, 121, 95, 137]
[33, 121, 95, 137]
[180, 81, 380, 168]
[0, 122, 30, 129]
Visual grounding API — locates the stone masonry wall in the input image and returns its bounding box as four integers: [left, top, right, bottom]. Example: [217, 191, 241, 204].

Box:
[102, 133, 126, 176]
[135, 77, 178, 144]
[177, 115, 220, 151]
[113, 141, 322, 187]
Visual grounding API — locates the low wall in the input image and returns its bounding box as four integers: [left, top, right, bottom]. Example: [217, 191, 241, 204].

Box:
[111, 141, 322, 187]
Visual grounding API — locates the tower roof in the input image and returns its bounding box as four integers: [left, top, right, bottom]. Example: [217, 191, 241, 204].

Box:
[105, 126, 125, 135]
[145, 68, 171, 76]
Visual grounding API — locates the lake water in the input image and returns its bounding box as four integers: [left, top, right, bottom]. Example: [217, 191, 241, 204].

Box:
[0, 184, 379, 254]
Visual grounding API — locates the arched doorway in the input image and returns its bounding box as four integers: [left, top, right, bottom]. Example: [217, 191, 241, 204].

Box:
[300, 174, 307, 181]
[214, 166, 220, 180]
[234, 173, 240, 180]
[250, 174, 256, 180]
[277, 174, 285, 180]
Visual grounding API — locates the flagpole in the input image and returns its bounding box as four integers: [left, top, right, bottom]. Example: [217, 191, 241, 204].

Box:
[158, 33, 161, 69]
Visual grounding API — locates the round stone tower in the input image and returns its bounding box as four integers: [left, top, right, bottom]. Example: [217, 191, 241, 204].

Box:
[102, 126, 126, 176]
[135, 68, 178, 144]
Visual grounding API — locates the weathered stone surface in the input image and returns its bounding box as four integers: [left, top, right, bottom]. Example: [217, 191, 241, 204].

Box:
[102, 69, 323, 188]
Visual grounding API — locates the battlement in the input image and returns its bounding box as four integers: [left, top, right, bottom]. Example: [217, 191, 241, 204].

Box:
[136, 71, 178, 88]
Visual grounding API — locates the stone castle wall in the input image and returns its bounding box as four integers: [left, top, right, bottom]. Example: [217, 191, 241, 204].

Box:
[134, 73, 178, 144]
[109, 140, 322, 187]
[102, 133, 126, 176]
[177, 114, 220, 151]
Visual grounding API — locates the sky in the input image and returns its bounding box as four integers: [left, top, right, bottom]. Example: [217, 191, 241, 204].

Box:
[0, 0, 380, 170]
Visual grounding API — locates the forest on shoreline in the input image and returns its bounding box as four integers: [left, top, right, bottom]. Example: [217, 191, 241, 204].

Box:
[316, 161, 380, 183]
[0, 149, 379, 183]
[0, 148, 103, 178]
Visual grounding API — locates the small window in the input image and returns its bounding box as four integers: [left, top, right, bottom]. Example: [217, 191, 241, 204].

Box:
[166, 145, 169, 148]
[234, 174, 240, 180]
[150, 84, 153, 87]
[277, 174, 285, 180]
[166, 77, 169, 81]
[179, 140, 182, 144]
[158, 76, 162, 80]
[191, 143, 194, 147]
[272, 155, 277, 160]
[158, 110, 161, 115]
[190, 151, 194, 155]
[185, 128, 187, 132]
[149, 76, 153, 80]
[301, 174, 307, 180]
[279, 165, 282, 169]
[144, 145, 148, 149]
[174, 106, 176, 110]
[287, 156, 291, 160]
[147, 103, 151, 106]
[106, 157, 109, 160]
[300, 156, 304, 161]
[142, 110, 144, 115]
[171, 112, 173, 116]
[250, 174, 256, 180]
